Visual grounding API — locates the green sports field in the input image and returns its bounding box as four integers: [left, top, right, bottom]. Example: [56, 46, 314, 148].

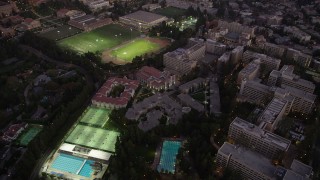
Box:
[58, 24, 139, 53]
[65, 124, 119, 152]
[111, 39, 161, 62]
[79, 107, 111, 127]
[17, 125, 43, 146]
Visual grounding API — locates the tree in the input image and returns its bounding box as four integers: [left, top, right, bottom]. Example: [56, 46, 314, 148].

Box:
[159, 0, 166, 8]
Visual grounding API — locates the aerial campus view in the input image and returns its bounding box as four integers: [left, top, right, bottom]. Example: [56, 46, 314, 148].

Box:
[1, 0, 320, 180]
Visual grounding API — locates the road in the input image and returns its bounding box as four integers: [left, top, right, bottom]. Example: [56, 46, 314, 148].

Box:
[20, 45, 94, 180]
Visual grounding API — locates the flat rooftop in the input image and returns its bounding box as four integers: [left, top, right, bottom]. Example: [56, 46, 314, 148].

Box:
[121, 10, 167, 23]
[177, 93, 204, 112]
[219, 142, 277, 179]
[179, 78, 206, 91]
[231, 117, 291, 150]
[259, 98, 287, 124]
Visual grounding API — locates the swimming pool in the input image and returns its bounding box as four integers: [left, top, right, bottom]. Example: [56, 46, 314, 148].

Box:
[51, 153, 94, 177]
[157, 140, 182, 174]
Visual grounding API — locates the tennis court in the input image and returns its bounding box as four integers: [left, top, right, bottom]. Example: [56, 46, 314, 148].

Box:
[17, 125, 43, 146]
[79, 107, 111, 127]
[66, 124, 119, 152]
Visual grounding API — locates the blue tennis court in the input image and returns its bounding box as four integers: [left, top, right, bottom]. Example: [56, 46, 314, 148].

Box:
[157, 140, 182, 173]
[51, 153, 94, 177]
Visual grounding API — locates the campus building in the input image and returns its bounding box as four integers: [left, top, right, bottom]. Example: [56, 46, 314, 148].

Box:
[237, 59, 261, 84]
[179, 77, 206, 93]
[119, 10, 168, 30]
[242, 50, 281, 72]
[68, 15, 112, 31]
[267, 65, 315, 93]
[0, 1, 18, 18]
[286, 48, 312, 68]
[239, 79, 272, 104]
[177, 93, 205, 112]
[87, 0, 110, 12]
[257, 98, 288, 132]
[217, 20, 255, 36]
[262, 42, 286, 58]
[230, 46, 244, 64]
[91, 77, 139, 109]
[136, 66, 176, 91]
[209, 79, 221, 115]
[216, 142, 279, 180]
[228, 117, 291, 159]
[164, 38, 205, 76]
[205, 39, 226, 55]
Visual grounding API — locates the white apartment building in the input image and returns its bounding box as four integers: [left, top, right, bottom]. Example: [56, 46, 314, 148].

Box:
[239, 79, 272, 104]
[164, 39, 205, 76]
[237, 59, 260, 84]
[230, 46, 244, 64]
[205, 39, 226, 55]
[262, 42, 286, 58]
[242, 50, 281, 72]
[228, 117, 291, 158]
[286, 48, 312, 68]
[267, 65, 315, 93]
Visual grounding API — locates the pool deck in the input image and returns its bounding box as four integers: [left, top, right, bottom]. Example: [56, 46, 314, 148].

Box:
[152, 138, 184, 171]
[45, 152, 108, 180]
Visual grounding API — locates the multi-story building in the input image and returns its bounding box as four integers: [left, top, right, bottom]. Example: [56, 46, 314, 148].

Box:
[205, 39, 226, 55]
[257, 98, 288, 132]
[209, 79, 221, 115]
[216, 142, 279, 180]
[239, 79, 272, 104]
[88, 0, 110, 12]
[242, 50, 281, 72]
[267, 65, 315, 93]
[0, 1, 18, 18]
[262, 42, 286, 58]
[136, 66, 176, 90]
[177, 93, 205, 112]
[164, 39, 205, 76]
[228, 117, 291, 158]
[284, 26, 311, 43]
[230, 46, 244, 64]
[286, 48, 312, 68]
[237, 59, 260, 84]
[218, 20, 255, 36]
[119, 10, 168, 30]
[179, 77, 206, 93]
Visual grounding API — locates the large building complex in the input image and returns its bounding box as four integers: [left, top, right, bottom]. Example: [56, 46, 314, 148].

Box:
[237, 59, 261, 84]
[205, 39, 226, 55]
[228, 117, 291, 159]
[286, 48, 312, 68]
[119, 10, 168, 30]
[136, 66, 176, 91]
[262, 42, 286, 58]
[268, 65, 315, 93]
[242, 50, 281, 72]
[257, 98, 288, 131]
[218, 20, 255, 36]
[92, 77, 139, 109]
[216, 142, 279, 180]
[164, 38, 205, 76]
[239, 79, 272, 104]
[68, 15, 112, 31]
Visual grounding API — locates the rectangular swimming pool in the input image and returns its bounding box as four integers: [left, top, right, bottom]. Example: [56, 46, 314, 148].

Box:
[51, 153, 94, 177]
[157, 140, 182, 174]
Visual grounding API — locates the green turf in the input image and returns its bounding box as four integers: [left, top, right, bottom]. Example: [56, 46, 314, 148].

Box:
[65, 124, 119, 152]
[111, 39, 161, 62]
[17, 125, 43, 146]
[39, 25, 82, 41]
[58, 24, 140, 53]
[153, 7, 186, 18]
[79, 107, 111, 127]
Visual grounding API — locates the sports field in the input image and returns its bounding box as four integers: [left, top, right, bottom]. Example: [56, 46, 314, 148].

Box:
[17, 125, 43, 146]
[58, 24, 140, 53]
[110, 38, 163, 62]
[79, 107, 111, 127]
[153, 7, 186, 18]
[66, 124, 119, 152]
[39, 25, 82, 41]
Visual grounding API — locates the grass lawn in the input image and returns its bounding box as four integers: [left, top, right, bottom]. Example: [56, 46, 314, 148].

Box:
[39, 25, 82, 41]
[58, 24, 140, 53]
[17, 125, 43, 146]
[111, 39, 161, 62]
[153, 6, 186, 18]
[79, 107, 111, 127]
[65, 124, 119, 152]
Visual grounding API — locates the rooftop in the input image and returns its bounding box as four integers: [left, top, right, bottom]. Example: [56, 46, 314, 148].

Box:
[290, 159, 313, 177]
[258, 98, 287, 124]
[218, 142, 277, 178]
[231, 117, 291, 150]
[179, 78, 206, 91]
[121, 10, 167, 23]
[177, 93, 204, 112]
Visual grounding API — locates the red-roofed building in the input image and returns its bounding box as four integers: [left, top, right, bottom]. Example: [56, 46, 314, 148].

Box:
[92, 77, 139, 109]
[136, 66, 176, 90]
[1, 123, 27, 142]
